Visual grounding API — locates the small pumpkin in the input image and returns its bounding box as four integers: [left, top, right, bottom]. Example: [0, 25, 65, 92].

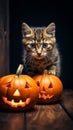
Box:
[33, 70, 63, 104]
[0, 64, 39, 111]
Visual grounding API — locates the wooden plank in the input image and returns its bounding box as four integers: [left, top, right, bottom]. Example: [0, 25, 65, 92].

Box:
[0, 104, 73, 130]
[0, 112, 25, 130]
[26, 104, 73, 130]
[0, 90, 73, 130]
[60, 89, 73, 119]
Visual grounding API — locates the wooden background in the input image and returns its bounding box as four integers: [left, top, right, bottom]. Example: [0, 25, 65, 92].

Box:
[0, 0, 9, 77]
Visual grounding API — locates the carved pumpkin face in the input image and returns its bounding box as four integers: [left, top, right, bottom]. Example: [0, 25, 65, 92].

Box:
[0, 65, 39, 111]
[33, 70, 63, 104]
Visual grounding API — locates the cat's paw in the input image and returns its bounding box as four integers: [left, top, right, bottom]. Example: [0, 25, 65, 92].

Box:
[48, 70, 56, 75]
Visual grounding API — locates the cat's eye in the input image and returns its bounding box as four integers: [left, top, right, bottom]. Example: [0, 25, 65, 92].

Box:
[43, 43, 48, 48]
[30, 43, 36, 48]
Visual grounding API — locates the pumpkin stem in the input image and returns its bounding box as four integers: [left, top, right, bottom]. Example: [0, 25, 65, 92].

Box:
[43, 69, 48, 75]
[16, 64, 24, 76]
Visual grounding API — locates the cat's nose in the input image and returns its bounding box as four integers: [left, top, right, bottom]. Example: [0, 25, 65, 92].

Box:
[36, 47, 42, 56]
[37, 53, 41, 56]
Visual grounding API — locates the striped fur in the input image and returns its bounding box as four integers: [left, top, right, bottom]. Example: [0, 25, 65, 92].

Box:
[22, 22, 61, 77]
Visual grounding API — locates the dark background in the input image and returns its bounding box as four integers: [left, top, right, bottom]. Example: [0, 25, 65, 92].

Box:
[9, 0, 73, 89]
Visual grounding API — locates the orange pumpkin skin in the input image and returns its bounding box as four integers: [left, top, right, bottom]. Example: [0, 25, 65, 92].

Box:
[0, 66, 39, 111]
[33, 72, 63, 104]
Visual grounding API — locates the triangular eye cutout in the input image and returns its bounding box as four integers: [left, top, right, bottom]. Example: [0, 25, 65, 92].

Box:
[37, 81, 40, 87]
[13, 89, 20, 97]
[48, 83, 53, 88]
[25, 82, 31, 88]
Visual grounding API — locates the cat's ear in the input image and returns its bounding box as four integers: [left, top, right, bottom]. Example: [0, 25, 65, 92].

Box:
[22, 23, 33, 38]
[44, 22, 56, 37]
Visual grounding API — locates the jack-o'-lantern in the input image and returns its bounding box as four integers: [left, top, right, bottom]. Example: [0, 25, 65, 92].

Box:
[33, 70, 63, 104]
[0, 64, 39, 111]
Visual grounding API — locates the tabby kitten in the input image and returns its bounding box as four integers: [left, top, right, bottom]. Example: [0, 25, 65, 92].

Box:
[22, 22, 61, 77]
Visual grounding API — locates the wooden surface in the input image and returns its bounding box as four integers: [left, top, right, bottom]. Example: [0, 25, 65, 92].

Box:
[0, 89, 73, 130]
[0, 0, 9, 76]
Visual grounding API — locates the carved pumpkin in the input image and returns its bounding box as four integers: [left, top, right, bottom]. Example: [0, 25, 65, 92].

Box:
[33, 70, 63, 104]
[0, 64, 39, 111]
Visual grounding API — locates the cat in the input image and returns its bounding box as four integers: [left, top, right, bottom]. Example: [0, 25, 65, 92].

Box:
[21, 22, 61, 77]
